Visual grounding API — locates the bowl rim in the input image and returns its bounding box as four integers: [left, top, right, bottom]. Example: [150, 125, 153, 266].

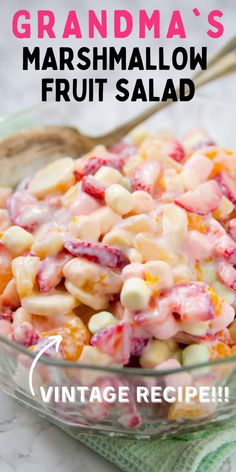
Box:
[1, 94, 236, 377]
[1, 334, 236, 377]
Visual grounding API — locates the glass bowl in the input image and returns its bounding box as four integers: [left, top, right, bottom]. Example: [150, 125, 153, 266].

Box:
[0, 96, 236, 439]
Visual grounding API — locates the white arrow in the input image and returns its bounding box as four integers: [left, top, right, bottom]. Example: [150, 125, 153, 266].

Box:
[29, 335, 62, 397]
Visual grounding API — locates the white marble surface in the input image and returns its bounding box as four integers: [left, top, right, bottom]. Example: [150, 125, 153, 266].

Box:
[0, 1, 236, 471]
[0, 392, 120, 472]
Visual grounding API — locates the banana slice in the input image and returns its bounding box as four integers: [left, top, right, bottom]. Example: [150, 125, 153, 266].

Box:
[21, 290, 78, 316]
[29, 157, 75, 198]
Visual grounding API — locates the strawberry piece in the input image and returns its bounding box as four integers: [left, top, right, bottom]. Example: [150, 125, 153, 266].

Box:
[7, 191, 51, 231]
[8, 191, 36, 229]
[215, 172, 236, 205]
[82, 156, 106, 175]
[37, 253, 71, 293]
[90, 323, 133, 364]
[82, 154, 124, 176]
[217, 261, 236, 291]
[103, 153, 124, 171]
[166, 139, 185, 162]
[73, 169, 84, 182]
[131, 336, 149, 357]
[130, 326, 150, 356]
[131, 161, 162, 195]
[213, 233, 236, 264]
[110, 141, 137, 158]
[209, 221, 236, 264]
[183, 231, 213, 262]
[0, 279, 20, 310]
[81, 175, 106, 200]
[13, 323, 39, 347]
[136, 283, 215, 327]
[0, 310, 13, 322]
[175, 180, 221, 215]
[65, 240, 129, 269]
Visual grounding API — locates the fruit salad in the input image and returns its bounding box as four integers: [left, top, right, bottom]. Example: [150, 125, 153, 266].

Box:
[1, 124, 236, 379]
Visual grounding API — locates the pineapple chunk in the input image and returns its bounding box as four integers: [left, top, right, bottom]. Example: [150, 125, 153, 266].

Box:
[211, 280, 235, 306]
[213, 196, 234, 220]
[3, 226, 34, 256]
[12, 256, 40, 298]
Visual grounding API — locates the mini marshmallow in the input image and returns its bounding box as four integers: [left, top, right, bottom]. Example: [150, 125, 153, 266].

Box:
[120, 177, 131, 191]
[94, 166, 122, 184]
[3, 226, 34, 256]
[140, 340, 172, 368]
[144, 260, 173, 291]
[122, 263, 144, 280]
[120, 277, 151, 311]
[182, 344, 209, 367]
[105, 184, 134, 215]
[132, 191, 155, 214]
[88, 311, 118, 334]
[69, 215, 101, 242]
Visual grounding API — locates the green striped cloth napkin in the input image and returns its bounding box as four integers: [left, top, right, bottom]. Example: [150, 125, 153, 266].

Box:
[64, 416, 236, 472]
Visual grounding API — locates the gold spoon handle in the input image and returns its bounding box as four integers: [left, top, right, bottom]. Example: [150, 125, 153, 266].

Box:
[195, 34, 236, 77]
